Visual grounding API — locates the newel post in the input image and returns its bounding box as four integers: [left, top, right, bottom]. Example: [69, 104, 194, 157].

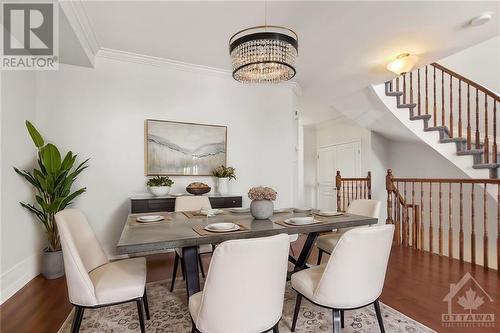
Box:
[336, 171, 342, 212]
[367, 171, 372, 199]
[386, 169, 394, 224]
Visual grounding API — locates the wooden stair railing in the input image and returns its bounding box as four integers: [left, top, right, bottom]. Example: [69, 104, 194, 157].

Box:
[386, 63, 500, 178]
[386, 169, 499, 271]
[336, 171, 371, 212]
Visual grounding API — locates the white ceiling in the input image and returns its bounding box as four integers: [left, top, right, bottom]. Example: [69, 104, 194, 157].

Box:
[80, 1, 500, 124]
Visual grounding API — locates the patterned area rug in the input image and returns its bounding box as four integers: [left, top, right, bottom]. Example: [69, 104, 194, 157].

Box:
[58, 280, 435, 333]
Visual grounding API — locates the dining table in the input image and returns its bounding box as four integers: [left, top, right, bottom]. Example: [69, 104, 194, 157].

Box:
[117, 209, 378, 298]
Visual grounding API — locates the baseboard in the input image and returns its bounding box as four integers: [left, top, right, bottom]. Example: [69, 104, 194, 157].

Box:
[0, 253, 41, 304]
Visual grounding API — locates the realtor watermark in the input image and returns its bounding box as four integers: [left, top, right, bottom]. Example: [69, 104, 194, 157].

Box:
[442, 272, 495, 328]
[1, 2, 58, 70]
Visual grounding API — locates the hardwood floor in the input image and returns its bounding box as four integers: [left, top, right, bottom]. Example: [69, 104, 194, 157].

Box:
[1, 238, 498, 333]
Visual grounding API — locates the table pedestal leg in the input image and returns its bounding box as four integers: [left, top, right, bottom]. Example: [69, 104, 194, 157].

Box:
[182, 246, 200, 298]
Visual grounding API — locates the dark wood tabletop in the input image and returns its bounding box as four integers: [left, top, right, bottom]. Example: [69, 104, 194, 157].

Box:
[117, 209, 378, 255]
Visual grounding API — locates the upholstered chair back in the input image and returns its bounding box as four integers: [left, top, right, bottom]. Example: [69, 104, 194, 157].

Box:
[347, 199, 381, 220]
[55, 209, 108, 306]
[193, 234, 290, 333]
[313, 224, 394, 308]
[174, 196, 212, 212]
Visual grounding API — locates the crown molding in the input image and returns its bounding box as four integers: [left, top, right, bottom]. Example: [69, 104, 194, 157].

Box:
[96, 48, 303, 92]
[60, 0, 100, 67]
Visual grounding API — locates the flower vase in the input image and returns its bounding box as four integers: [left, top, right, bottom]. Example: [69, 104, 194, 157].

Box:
[216, 177, 229, 195]
[250, 200, 274, 219]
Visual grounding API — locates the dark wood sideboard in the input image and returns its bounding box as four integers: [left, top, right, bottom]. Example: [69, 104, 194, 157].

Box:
[131, 195, 243, 213]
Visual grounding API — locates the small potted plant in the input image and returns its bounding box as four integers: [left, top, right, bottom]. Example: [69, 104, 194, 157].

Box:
[14, 121, 89, 279]
[147, 176, 174, 197]
[248, 186, 277, 219]
[212, 165, 236, 195]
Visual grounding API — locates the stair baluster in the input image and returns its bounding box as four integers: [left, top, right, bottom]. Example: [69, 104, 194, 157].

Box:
[449, 75, 453, 138]
[484, 93, 489, 164]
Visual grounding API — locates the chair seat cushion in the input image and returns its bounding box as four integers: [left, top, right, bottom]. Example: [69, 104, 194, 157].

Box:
[89, 257, 146, 305]
[188, 291, 203, 322]
[291, 264, 326, 300]
[176, 244, 213, 257]
[316, 233, 342, 253]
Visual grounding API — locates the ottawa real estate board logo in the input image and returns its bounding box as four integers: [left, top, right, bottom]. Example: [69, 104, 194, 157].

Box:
[442, 272, 495, 328]
[1, 2, 58, 70]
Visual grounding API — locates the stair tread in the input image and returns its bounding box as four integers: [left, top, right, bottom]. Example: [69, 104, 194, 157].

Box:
[411, 114, 432, 121]
[386, 91, 403, 97]
[473, 163, 500, 169]
[397, 103, 417, 109]
[440, 137, 467, 143]
[457, 149, 484, 155]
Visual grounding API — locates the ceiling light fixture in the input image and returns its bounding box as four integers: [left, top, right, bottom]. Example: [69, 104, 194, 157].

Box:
[470, 12, 493, 26]
[386, 53, 417, 75]
[229, 2, 298, 84]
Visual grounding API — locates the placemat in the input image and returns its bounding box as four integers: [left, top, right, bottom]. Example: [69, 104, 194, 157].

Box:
[275, 219, 326, 228]
[192, 223, 250, 236]
[183, 210, 229, 219]
[129, 214, 172, 226]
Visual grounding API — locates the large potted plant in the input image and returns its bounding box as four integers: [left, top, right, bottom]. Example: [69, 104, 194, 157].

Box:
[212, 165, 236, 195]
[14, 121, 89, 279]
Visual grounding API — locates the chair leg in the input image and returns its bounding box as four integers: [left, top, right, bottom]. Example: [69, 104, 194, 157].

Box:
[374, 299, 385, 333]
[170, 252, 180, 292]
[332, 309, 341, 333]
[181, 257, 186, 280]
[136, 299, 146, 333]
[191, 322, 198, 333]
[291, 293, 303, 332]
[143, 288, 150, 320]
[198, 254, 206, 278]
[70, 306, 84, 333]
[317, 249, 324, 265]
[340, 310, 344, 328]
[272, 321, 280, 333]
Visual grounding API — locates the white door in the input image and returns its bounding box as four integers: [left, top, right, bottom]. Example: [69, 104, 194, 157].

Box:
[317, 141, 361, 211]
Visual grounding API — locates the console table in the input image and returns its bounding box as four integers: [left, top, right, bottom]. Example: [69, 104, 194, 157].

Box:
[130, 194, 243, 213]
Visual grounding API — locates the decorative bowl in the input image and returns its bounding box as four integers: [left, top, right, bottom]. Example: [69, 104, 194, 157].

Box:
[148, 186, 171, 197]
[186, 183, 211, 195]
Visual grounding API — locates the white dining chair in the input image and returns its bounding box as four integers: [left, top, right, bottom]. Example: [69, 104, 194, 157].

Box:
[170, 196, 213, 292]
[316, 199, 381, 265]
[189, 234, 290, 333]
[291, 224, 394, 333]
[55, 209, 149, 333]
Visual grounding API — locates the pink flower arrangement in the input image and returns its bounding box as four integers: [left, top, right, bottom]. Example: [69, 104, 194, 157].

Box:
[248, 186, 277, 201]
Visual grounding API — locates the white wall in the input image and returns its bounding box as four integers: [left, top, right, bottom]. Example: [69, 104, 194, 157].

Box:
[439, 35, 500, 95]
[1, 71, 44, 303]
[34, 56, 297, 257]
[302, 125, 317, 208]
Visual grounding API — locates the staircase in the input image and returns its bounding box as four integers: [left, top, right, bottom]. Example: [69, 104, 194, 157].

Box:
[382, 63, 500, 178]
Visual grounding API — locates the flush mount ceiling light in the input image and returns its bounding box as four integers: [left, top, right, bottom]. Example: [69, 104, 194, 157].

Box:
[386, 53, 417, 75]
[470, 12, 493, 26]
[229, 25, 298, 84]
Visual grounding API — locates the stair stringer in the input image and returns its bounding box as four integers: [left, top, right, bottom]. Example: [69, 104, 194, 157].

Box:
[371, 83, 497, 189]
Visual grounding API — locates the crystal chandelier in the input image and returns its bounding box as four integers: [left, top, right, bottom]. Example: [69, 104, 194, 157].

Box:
[229, 25, 298, 84]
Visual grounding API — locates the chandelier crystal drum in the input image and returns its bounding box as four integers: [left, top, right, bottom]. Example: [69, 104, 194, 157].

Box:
[229, 26, 298, 84]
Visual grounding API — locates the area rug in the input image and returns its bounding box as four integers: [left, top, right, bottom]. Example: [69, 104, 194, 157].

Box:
[58, 280, 435, 333]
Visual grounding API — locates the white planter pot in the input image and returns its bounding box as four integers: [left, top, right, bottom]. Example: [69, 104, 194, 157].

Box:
[216, 178, 230, 194]
[148, 186, 171, 197]
[42, 249, 64, 279]
[250, 200, 274, 219]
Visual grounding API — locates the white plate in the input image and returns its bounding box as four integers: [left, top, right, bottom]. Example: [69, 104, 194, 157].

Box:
[315, 211, 344, 217]
[199, 209, 224, 216]
[284, 217, 316, 225]
[274, 208, 292, 213]
[205, 223, 240, 233]
[293, 207, 312, 213]
[137, 215, 164, 222]
[170, 193, 185, 197]
[230, 207, 250, 213]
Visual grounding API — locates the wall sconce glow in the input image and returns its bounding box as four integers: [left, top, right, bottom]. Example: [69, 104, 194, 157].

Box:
[386, 53, 417, 75]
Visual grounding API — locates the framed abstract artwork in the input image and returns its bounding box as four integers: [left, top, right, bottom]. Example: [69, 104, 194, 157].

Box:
[145, 119, 227, 176]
